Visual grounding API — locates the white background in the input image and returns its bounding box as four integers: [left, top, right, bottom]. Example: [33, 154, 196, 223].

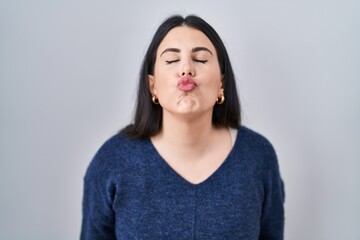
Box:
[1, 0, 359, 239]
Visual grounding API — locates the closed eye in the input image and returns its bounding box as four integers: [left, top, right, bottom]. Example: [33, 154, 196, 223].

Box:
[165, 60, 180, 64]
[194, 59, 208, 64]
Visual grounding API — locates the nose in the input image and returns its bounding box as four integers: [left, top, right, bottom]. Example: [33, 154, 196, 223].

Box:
[180, 59, 195, 77]
[181, 71, 194, 77]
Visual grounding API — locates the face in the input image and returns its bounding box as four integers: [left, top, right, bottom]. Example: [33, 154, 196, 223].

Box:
[148, 26, 223, 118]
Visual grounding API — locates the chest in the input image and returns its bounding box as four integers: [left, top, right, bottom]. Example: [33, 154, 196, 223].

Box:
[152, 140, 232, 185]
[111, 163, 264, 239]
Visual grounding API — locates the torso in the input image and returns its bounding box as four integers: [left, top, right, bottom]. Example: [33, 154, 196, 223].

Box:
[81, 126, 285, 239]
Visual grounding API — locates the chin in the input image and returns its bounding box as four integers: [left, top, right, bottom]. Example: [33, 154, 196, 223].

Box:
[175, 96, 195, 108]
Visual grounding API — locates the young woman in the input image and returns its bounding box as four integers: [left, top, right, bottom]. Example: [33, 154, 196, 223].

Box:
[81, 15, 285, 239]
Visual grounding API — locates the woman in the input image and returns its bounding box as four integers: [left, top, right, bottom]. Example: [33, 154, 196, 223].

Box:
[81, 15, 284, 239]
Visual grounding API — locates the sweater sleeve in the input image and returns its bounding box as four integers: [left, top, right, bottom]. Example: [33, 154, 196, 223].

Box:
[80, 149, 117, 240]
[259, 140, 285, 240]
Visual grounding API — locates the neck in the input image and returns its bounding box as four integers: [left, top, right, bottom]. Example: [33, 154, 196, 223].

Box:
[153, 111, 217, 157]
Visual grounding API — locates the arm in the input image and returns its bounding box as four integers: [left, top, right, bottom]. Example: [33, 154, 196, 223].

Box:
[259, 142, 285, 240]
[80, 152, 116, 240]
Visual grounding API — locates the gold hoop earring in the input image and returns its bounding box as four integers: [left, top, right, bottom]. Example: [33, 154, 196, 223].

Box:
[152, 95, 160, 104]
[216, 95, 225, 105]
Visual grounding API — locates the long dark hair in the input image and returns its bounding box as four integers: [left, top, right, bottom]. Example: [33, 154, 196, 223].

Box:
[121, 15, 241, 139]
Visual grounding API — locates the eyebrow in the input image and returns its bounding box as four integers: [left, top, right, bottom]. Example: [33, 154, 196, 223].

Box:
[192, 47, 213, 55]
[160, 47, 213, 56]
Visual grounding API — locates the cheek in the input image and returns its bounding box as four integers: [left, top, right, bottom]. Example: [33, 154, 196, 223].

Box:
[153, 77, 175, 99]
[203, 64, 222, 85]
[153, 72, 171, 91]
[153, 65, 174, 85]
[204, 73, 222, 90]
[155, 77, 171, 91]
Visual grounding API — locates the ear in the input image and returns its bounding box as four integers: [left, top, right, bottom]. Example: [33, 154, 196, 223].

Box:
[218, 75, 224, 96]
[148, 74, 157, 95]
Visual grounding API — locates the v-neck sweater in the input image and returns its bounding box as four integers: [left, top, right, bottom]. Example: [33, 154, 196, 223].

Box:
[81, 126, 285, 239]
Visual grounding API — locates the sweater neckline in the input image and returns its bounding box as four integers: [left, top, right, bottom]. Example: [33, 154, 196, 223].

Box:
[145, 127, 241, 187]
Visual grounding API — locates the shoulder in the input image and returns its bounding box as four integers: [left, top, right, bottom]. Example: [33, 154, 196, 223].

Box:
[237, 126, 274, 149]
[84, 133, 149, 183]
[95, 132, 143, 158]
[235, 126, 279, 169]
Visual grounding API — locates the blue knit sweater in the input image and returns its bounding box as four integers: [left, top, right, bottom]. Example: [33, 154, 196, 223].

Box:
[81, 126, 285, 239]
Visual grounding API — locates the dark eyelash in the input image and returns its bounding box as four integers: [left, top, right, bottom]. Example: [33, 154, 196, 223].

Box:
[165, 60, 180, 64]
[165, 59, 208, 64]
[194, 60, 208, 64]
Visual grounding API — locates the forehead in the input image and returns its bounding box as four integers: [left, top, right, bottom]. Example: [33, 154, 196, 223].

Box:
[157, 26, 216, 55]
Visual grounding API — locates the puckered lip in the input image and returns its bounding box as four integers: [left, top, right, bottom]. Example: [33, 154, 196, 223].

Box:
[177, 76, 197, 91]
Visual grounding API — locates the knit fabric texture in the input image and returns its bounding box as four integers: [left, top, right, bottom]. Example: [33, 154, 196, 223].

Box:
[81, 126, 285, 239]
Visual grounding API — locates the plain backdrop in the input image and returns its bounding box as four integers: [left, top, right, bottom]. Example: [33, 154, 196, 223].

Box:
[1, 0, 359, 239]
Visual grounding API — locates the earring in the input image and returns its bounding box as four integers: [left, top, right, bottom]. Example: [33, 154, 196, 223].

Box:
[152, 95, 160, 104]
[216, 95, 225, 104]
